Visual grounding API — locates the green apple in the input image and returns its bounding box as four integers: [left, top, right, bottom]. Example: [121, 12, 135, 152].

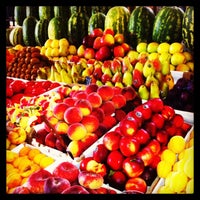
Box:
[147, 42, 159, 53]
[157, 42, 170, 54]
[136, 42, 147, 53]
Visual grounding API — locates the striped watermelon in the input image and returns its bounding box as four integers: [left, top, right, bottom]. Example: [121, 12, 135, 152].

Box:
[104, 6, 130, 40]
[39, 6, 54, 20]
[14, 6, 26, 26]
[182, 6, 194, 51]
[128, 6, 155, 48]
[9, 26, 24, 46]
[88, 12, 105, 35]
[152, 6, 184, 43]
[35, 19, 49, 46]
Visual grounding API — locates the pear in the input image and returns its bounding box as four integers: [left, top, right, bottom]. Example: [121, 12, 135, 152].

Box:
[138, 84, 150, 100]
[132, 69, 144, 89]
[160, 81, 169, 99]
[112, 71, 122, 83]
[161, 60, 170, 75]
[115, 81, 124, 88]
[122, 56, 133, 73]
[134, 62, 144, 73]
[150, 81, 160, 99]
[122, 70, 133, 86]
[143, 60, 156, 78]
[154, 71, 164, 83]
[145, 74, 159, 88]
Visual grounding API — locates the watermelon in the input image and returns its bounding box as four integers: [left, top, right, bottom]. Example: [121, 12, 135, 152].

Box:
[128, 6, 155, 48]
[182, 6, 194, 51]
[54, 6, 70, 19]
[68, 7, 89, 47]
[6, 28, 13, 46]
[22, 16, 38, 46]
[39, 6, 54, 20]
[26, 6, 39, 19]
[88, 12, 105, 34]
[152, 6, 184, 43]
[35, 19, 49, 46]
[9, 26, 24, 46]
[14, 6, 26, 26]
[48, 17, 68, 40]
[104, 6, 130, 40]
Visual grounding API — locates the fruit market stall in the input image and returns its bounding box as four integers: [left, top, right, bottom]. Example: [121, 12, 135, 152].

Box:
[6, 6, 194, 194]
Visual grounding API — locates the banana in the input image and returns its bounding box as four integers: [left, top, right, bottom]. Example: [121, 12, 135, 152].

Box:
[54, 61, 62, 73]
[71, 64, 80, 83]
[54, 71, 61, 82]
[60, 62, 71, 72]
[49, 66, 56, 81]
[37, 68, 47, 79]
[45, 66, 51, 80]
[60, 69, 72, 84]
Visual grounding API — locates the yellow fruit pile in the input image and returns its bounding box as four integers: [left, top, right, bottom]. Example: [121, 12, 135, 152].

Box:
[40, 38, 77, 61]
[6, 145, 54, 193]
[156, 130, 194, 194]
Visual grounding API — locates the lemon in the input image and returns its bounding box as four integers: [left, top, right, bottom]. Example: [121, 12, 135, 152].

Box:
[184, 158, 194, 179]
[157, 185, 174, 194]
[51, 39, 59, 48]
[44, 39, 53, 48]
[169, 171, 188, 193]
[59, 38, 69, 47]
[157, 42, 170, 54]
[148, 52, 159, 61]
[173, 159, 185, 172]
[45, 47, 53, 57]
[40, 46, 47, 55]
[157, 160, 172, 178]
[168, 135, 186, 154]
[164, 171, 173, 187]
[161, 149, 177, 166]
[136, 42, 147, 53]
[68, 45, 77, 55]
[169, 42, 184, 54]
[51, 47, 60, 57]
[6, 150, 18, 163]
[185, 178, 194, 193]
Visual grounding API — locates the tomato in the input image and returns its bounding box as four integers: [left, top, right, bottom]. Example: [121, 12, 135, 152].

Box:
[107, 150, 124, 171]
[125, 177, 147, 194]
[92, 144, 109, 163]
[122, 157, 144, 178]
[103, 131, 121, 151]
[119, 136, 140, 157]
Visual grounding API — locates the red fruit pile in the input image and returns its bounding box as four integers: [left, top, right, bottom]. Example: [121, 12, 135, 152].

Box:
[79, 98, 192, 193]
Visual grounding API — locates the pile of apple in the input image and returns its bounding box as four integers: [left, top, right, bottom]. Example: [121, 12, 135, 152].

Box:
[6, 78, 61, 106]
[78, 98, 192, 193]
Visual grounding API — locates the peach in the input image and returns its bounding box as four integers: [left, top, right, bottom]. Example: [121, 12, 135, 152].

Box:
[63, 97, 76, 107]
[100, 33, 115, 47]
[121, 42, 131, 54]
[91, 107, 105, 123]
[111, 94, 126, 109]
[7, 127, 26, 145]
[67, 123, 87, 140]
[87, 92, 102, 108]
[52, 102, 68, 121]
[115, 109, 127, 122]
[61, 185, 89, 194]
[121, 86, 137, 101]
[7, 171, 22, 189]
[78, 171, 104, 189]
[54, 121, 69, 135]
[12, 186, 31, 194]
[85, 83, 98, 94]
[67, 140, 85, 157]
[101, 115, 117, 130]
[28, 148, 41, 160]
[46, 116, 59, 129]
[74, 99, 92, 116]
[100, 101, 115, 116]
[80, 132, 98, 151]
[18, 146, 31, 157]
[72, 90, 88, 100]
[64, 106, 83, 124]
[20, 163, 40, 178]
[81, 115, 99, 133]
[97, 85, 114, 101]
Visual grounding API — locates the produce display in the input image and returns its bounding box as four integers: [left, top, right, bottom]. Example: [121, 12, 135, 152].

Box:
[6, 5, 194, 195]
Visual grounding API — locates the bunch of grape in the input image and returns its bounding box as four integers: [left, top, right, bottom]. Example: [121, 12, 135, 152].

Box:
[163, 76, 194, 112]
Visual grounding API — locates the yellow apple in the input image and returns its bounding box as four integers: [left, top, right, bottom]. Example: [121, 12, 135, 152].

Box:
[171, 52, 186, 66]
[136, 42, 147, 53]
[147, 42, 159, 53]
[157, 42, 170, 54]
[169, 42, 184, 54]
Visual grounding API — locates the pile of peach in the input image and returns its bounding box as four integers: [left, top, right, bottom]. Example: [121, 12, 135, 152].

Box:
[6, 145, 55, 193]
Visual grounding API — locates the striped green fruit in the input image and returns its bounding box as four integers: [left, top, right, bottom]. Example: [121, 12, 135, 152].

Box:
[14, 6, 26, 26]
[9, 26, 24, 46]
[128, 6, 155, 48]
[39, 6, 54, 20]
[182, 6, 194, 51]
[105, 6, 130, 39]
[88, 12, 105, 34]
[152, 6, 184, 43]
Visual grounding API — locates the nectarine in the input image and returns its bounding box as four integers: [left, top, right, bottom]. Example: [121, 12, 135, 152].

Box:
[87, 92, 102, 108]
[81, 115, 99, 133]
[74, 99, 92, 116]
[67, 123, 87, 140]
[52, 102, 68, 121]
[97, 85, 114, 101]
[64, 106, 83, 124]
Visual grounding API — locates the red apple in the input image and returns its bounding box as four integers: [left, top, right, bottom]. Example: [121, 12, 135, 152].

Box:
[78, 171, 104, 189]
[171, 114, 184, 128]
[45, 132, 57, 148]
[146, 98, 164, 113]
[82, 35, 95, 47]
[110, 57, 122, 73]
[92, 66, 103, 80]
[44, 176, 71, 194]
[156, 130, 169, 145]
[136, 147, 154, 166]
[54, 121, 69, 135]
[91, 107, 105, 123]
[26, 169, 53, 194]
[100, 100, 115, 116]
[84, 47, 95, 59]
[113, 45, 125, 57]
[97, 85, 114, 101]
[107, 150, 124, 171]
[121, 42, 131, 54]
[67, 122, 87, 140]
[62, 185, 89, 194]
[81, 114, 99, 132]
[92, 144, 109, 163]
[100, 33, 115, 47]
[103, 28, 115, 36]
[55, 136, 67, 152]
[87, 92, 102, 108]
[95, 46, 111, 61]
[151, 113, 165, 129]
[115, 109, 127, 122]
[53, 161, 79, 183]
[119, 136, 140, 157]
[34, 127, 49, 145]
[52, 102, 68, 121]
[74, 99, 93, 116]
[127, 110, 143, 127]
[12, 186, 30, 194]
[91, 28, 103, 37]
[133, 128, 150, 145]
[103, 130, 121, 151]
[161, 105, 175, 120]
[119, 117, 138, 137]
[101, 115, 117, 130]
[64, 106, 83, 124]
[114, 33, 125, 44]
[93, 36, 102, 50]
